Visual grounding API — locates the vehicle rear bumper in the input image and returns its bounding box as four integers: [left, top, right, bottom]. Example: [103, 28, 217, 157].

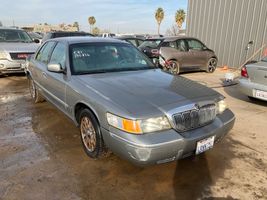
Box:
[101, 109, 235, 166]
[238, 78, 267, 100]
[0, 59, 26, 74]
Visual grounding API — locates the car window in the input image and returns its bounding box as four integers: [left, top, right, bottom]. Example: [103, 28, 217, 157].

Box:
[42, 33, 52, 42]
[0, 29, 32, 43]
[49, 42, 66, 68]
[126, 39, 138, 47]
[161, 41, 177, 49]
[36, 41, 56, 63]
[177, 40, 187, 51]
[139, 40, 163, 48]
[187, 39, 204, 50]
[70, 42, 154, 75]
[137, 39, 144, 46]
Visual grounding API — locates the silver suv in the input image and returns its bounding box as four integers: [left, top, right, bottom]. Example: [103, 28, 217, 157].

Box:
[0, 27, 40, 74]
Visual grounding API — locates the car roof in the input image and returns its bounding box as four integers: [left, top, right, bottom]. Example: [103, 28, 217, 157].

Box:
[48, 36, 129, 45]
[114, 36, 144, 40]
[163, 36, 200, 42]
[145, 37, 165, 41]
[0, 27, 24, 31]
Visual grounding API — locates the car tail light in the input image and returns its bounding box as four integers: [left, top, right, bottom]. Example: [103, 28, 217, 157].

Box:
[241, 66, 249, 78]
[151, 49, 159, 55]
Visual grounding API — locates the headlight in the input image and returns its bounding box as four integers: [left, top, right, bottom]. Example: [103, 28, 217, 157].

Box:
[0, 51, 8, 60]
[216, 100, 227, 114]
[107, 113, 171, 134]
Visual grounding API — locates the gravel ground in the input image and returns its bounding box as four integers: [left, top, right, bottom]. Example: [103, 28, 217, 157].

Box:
[0, 70, 266, 200]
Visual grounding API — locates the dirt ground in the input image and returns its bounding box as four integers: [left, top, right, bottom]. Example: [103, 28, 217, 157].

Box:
[0, 70, 267, 200]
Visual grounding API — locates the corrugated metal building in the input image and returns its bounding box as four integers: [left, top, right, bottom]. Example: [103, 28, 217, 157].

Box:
[186, 0, 267, 68]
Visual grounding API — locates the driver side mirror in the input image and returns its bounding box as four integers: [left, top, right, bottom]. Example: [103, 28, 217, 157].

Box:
[47, 63, 64, 73]
[33, 39, 40, 43]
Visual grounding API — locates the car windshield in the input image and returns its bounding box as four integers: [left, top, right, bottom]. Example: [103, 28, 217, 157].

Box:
[28, 32, 42, 39]
[0, 29, 33, 43]
[262, 56, 267, 62]
[139, 39, 163, 48]
[70, 42, 155, 75]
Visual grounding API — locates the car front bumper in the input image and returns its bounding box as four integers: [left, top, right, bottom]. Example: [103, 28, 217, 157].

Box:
[238, 78, 267, 101]
[0, 59, 26, 74]
[101, 109, 235, 166]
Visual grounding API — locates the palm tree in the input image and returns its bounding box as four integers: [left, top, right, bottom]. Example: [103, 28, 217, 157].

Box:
[88, 16, 96, 33]
[155, 7, 164, 35]
[175, 9, 186, 30]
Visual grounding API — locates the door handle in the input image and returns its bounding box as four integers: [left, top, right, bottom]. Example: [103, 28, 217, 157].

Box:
[42, 72, 47, 79]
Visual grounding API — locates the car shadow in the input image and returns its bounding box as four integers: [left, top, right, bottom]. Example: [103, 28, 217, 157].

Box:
[223, 84, 267, 106]
[172, 136, 237, 200]
[0, 73, 25, 78]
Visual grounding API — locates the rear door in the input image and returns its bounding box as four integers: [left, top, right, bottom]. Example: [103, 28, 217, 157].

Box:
[175, 39, 191, 68]
[44, 42, 68, 112]
[186, 39, 208, 68]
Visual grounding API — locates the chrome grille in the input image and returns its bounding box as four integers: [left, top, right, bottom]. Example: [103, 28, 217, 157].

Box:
[173, 104, 216, 132]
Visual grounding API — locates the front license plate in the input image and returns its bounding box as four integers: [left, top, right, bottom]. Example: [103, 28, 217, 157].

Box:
[196, 136, 215, 155]
[255, 90, 267, 100]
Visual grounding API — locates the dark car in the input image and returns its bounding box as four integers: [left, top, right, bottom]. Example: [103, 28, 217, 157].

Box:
[114, 36, 144, 47]
[159, 37, 218, 74]
[42, 31, 93, 43]
[25, 37, 234, 166]
[138, 38, 165, 64]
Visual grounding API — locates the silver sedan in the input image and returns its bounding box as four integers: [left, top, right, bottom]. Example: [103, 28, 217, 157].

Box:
[25, 37, 235, 166]
[239, 57, 267, 101]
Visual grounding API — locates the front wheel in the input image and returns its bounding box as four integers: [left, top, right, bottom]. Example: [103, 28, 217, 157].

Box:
[206, 58, 217, 73]
[28, 77, 44, 103]
[79, 109, 107, 159]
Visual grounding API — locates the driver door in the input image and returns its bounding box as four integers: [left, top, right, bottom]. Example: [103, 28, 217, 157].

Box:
[43, 42, 68, 112]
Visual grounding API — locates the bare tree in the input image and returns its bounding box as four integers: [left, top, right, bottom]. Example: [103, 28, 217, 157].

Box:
[92, 27, 100, 35]
[166, 24, 180, 36]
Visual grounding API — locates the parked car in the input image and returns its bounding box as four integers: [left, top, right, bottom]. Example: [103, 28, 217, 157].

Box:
[101, 33, 116, 38]
[239, 57, 267, 101]
[0, 27, 40, 74]
[42, 31, 93, 43]
[25, 37, 235, 166]
[114, 36, 144, 47]
[28, 32, 43, 43]
[138, 37, 165, 64]
[159, 37, 218, 74]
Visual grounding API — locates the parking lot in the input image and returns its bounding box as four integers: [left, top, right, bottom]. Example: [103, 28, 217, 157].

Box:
[0, 70, 267, 200]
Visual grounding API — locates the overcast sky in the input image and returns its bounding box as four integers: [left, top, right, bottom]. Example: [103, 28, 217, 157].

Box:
[0, 0, 187, 34]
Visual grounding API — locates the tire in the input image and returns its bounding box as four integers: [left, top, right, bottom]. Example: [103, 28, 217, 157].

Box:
[79, 109, 107, 159]
[206, 58, 217, 73]
[28, 77, 44, 103]
[169, 60, 180, 75]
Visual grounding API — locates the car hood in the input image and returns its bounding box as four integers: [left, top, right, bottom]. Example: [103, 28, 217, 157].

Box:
[75, 69, 222, 117]
[0, 42, 40, 53]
